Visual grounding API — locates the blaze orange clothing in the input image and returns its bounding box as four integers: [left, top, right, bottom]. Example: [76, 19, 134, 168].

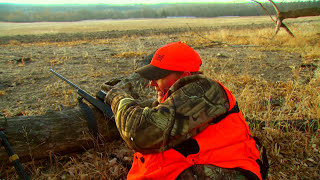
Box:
[127, 81, 262, 180]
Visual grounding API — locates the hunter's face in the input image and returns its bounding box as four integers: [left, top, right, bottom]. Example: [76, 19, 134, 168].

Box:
[150, 72, 190, 103]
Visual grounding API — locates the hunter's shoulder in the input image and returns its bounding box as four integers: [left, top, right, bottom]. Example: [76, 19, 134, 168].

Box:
[171, 74, 225, 94]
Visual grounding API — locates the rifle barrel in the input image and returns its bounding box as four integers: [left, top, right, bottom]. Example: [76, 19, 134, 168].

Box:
[50, 69, 114, 119]
[50, 69, 81, 90]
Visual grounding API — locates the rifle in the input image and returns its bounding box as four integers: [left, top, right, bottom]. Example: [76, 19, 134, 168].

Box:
[0, 131, 29, 180]
[50, 69, 114, 136]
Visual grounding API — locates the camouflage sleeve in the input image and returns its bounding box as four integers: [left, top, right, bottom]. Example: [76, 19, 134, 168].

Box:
[105, 75, 229, 153]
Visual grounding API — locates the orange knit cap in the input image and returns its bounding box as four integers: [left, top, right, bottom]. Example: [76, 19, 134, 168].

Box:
[135, 42, 201, 80]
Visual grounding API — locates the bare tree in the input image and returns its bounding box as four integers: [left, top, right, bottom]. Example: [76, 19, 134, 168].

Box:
[252, 0, 320, 38]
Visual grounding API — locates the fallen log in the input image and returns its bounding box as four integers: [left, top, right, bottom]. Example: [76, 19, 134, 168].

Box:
[0, 106, 119, 163]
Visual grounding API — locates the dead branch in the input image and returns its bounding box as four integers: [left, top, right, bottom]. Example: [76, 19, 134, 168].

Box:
[252, 0, 320, 38]
[250, 0, 276, 23]
[268, 0, 294, 38]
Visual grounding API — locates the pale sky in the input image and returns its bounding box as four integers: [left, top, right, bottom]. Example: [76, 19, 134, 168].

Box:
[0, 0, 278, 5]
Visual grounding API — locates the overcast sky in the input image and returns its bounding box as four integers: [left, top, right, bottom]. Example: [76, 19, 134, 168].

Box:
[0, 0, 288, 5]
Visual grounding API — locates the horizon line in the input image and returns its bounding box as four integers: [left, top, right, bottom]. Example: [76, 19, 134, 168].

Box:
[0, 1, 261, 6]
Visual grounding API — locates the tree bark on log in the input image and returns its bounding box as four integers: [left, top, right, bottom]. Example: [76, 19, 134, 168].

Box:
[0, 106, 119, 163]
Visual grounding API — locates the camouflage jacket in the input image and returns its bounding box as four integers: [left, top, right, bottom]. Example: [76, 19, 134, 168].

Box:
[104, 74, 229, 154]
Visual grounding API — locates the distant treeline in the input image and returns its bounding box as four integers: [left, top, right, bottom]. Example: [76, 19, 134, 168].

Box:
[0, 1, 319, 22]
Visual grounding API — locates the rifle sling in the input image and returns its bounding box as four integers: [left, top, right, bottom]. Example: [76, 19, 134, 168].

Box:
[78, 98, 99, 138]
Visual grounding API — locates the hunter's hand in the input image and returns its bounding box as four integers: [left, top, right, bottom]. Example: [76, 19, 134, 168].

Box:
[101, 83, 113, 92]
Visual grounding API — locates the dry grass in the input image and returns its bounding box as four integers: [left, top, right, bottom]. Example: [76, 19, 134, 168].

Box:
[186, 20, 320, 59]
[0, 16, 269, 36]
[196, 20, 320, 179]
[1, 16, 318, 37]
[1, 16, 319, 179]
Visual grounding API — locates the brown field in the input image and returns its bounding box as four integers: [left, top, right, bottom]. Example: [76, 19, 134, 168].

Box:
[0, 16, 304, 36]
[0, 16, 319, 179]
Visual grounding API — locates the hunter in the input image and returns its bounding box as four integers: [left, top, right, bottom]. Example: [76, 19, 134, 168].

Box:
[102, 42, 266, 180]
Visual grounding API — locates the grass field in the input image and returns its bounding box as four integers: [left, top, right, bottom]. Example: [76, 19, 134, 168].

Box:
[1, 16, 318, 36]
[0, 16, 319, 179]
